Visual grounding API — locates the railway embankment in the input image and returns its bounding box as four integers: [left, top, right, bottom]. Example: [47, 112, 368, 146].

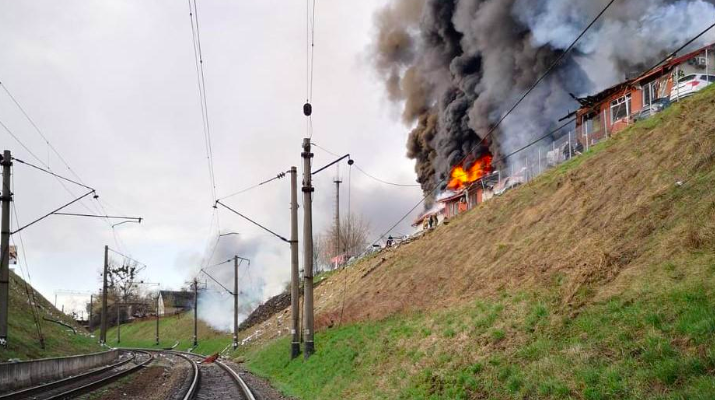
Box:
[236, 86, 715, 398]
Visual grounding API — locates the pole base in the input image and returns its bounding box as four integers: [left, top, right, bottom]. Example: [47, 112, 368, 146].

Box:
[304, 341, 314, 359]
[291, 342, 300, 359]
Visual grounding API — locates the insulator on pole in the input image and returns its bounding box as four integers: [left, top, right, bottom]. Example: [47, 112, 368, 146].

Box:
[303, 102, 312, 117]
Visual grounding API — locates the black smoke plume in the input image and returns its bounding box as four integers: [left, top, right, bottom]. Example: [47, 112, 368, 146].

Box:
[372, 0, 715, 198]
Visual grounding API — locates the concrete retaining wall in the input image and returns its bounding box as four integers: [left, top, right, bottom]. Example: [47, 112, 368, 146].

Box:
[0, 350, 119, 392]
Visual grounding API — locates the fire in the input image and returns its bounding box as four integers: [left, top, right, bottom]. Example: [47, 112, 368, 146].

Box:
[447, 155, 493, 191]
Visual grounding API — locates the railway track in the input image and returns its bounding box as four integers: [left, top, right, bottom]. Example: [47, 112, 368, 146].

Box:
[172, 351, 256, 400]
[0, 350, 153, 400]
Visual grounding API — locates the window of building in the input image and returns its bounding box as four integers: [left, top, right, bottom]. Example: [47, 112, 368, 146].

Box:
[642, 81, 657, 108]
[610, 94, 631, 123]
[582, 112, 602, 134]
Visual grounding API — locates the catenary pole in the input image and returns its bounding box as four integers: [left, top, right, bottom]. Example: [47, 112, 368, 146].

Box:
[0, 150, 12, 347]
[116, 302, 121, 343]
[289, 166, 300, 359]
[233, 255, 239, 350]
[301, 139, 315, 359]
[333, 177, 341, 269]
[155, 294, 160, 346]
[100, 245, 109, 344]
[89, 294, 93, 332]
[193, 278, 198, 347]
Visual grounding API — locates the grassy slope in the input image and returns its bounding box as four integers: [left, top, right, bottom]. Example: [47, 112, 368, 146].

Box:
[237, 87, 715, 399]
[103, 312, 233, 355]
[0, 270, 101, 360]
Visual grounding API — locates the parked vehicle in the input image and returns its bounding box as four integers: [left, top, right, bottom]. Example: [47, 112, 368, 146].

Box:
[670, 74, 715, 101]
[631, 98, 672, 122]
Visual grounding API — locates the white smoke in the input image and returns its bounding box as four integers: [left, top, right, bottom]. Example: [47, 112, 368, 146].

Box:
[192, 235, 283, 333]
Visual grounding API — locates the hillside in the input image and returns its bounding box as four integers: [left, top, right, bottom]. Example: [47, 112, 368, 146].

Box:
[103, 312, 233, 355]
[0, 270, 101, 361]
[235, 87, 715, 399]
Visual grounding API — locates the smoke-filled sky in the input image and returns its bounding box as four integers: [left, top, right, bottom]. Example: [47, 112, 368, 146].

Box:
[373, 0, 715, 195]
[0, 0, 423, 323]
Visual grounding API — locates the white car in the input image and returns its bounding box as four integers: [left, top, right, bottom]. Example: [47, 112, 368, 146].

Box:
[670, 74, 715, 101]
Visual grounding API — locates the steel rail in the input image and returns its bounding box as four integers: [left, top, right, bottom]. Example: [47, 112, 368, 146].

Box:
[43, 351, 154, 400]
[171, 350, 256, 400]
[106, 348, 199, 400]
[0, 352, 137, 400]
[170, 352, 200, 400]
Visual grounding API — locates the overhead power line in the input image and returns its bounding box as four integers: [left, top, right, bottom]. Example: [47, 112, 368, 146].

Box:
[106, 247, 148, 269]
[0, 82, 85, 185]
[0, 81, 134, 253]
[187, 0, 218, 204]
[641, 21, 715, 77]
[200, 268, 234, 295]
[12, 157, 94, 191]
[217, 171, 288, 201]
[353, 165, 421, 188]
[12, 190, 96, 235]
[312, 142, 421, 187]
[215, 200, 290, 243]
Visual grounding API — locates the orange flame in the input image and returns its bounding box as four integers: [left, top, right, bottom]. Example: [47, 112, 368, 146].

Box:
[447, 155, 493, 191]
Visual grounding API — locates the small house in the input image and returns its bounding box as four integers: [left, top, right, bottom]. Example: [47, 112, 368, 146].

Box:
[575, 43, 715, 145]
[158, 290, 194, 316]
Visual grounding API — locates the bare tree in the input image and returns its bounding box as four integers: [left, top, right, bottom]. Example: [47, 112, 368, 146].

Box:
[320, 213, 371, 268]
[107, 260, 143, 303]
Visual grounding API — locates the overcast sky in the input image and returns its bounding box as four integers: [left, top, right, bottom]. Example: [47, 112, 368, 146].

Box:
[0, 0, 423, 316]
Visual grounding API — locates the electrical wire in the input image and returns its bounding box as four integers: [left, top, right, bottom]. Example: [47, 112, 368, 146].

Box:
[10, 178, 45, 348]
[305, 0, 318, 139]
[312, 142, 421, 187]
[106, 247, 148, 269]
[0, 82, 85, 186]
[217, 171, 288, 201]
[11, 158, 93, 191]
[353, 165, 421, 188]
[187, 0, 218, 204]
[200, 268, 234, 295]
[641, 22, 715, 77]
[12, 189, 96, 235]
[215, 200, 290, 243]
[0, 85, 130, 253]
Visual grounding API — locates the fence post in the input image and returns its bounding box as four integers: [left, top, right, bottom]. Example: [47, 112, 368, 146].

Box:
[568, 131, 572, 159]
[539, 148, 542, 175]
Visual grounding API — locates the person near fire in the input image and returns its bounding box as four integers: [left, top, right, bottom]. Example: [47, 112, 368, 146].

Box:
[458, 196, 468, 213]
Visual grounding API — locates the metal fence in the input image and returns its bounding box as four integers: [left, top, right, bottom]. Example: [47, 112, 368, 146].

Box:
[494, 120, 618, 190]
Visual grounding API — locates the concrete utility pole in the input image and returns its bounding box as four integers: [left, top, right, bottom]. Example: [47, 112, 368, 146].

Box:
[116, 302, 121, 344]
[88, 295, 93, 332]
[289, 166, 300, 359]
[301, 139, 315, 359]
[100, 245, 109, 344]
[233, 255, 239, 350]
[193, 278, 198, 347]
[0, 150, 11, 347]
[155, 294, 159, 346]
[333, 177, 342, 269]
